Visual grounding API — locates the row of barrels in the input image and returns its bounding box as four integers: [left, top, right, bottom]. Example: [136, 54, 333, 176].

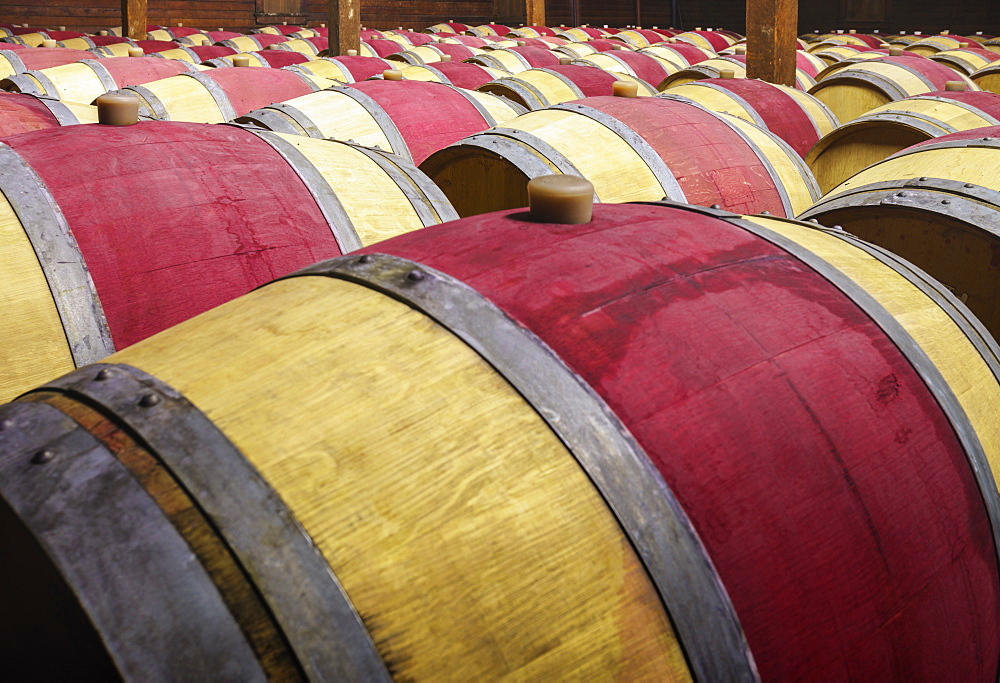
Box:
[2, 19, 1000, 683]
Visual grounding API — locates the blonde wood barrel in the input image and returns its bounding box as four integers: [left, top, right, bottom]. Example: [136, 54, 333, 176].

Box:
[477, 65, 655, 109]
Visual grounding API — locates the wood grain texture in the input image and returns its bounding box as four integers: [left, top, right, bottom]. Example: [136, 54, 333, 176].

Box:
[745, 0, 797, 86]
[4, 122, 344, 349]
[131, 73, 226, 121]
[0, 91, 63, 135]
[113, 276, 691, 681]
[23, 391, 303, 679]
[746, 214, 1000, 495]
[359, 202, 1000, 681]
[271, 132, 432, 240]
[122, 0, 147, 40]
[328, 0, 359, 56]
[203, 67, 317, 117]
[0, 183, 73, 403]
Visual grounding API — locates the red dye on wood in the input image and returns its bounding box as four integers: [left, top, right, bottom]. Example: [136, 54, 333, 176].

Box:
[428, 61, 498, 89]
[364, 39, 405, 58]
[256, 51, 310, 67]
[508, 46, 561, 68]
[133, 40, 182, 54]
[203, 68, 317, 118]
[546, 64, 640, 96]
[99, 56, 194, 86]
[604, 50, 675, 86]
[252, 34, 290, 49]
[359, 201, 1000, 682]
[9, 48, 93, 71]
[188, 45, 236, 61]
[0, 92, 61, 136]
[433, 43, 477, 61]
[3, 121, 344, 349]
[350, 79, 494, 164]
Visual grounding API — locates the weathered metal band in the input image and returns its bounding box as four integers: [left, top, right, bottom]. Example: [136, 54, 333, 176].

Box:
[317, 57, 357, 83]
[174, 46, 202, 62]
[885, 135, 1000, 158]
[285, 66, 323, 92]
[247, 35, 265, 50]
[484, 126, 589, 186]
[36, 95, 86, 125]
[36, 364, 393, 681]
[122, 84, 170, 120]
[330, 85, 412, 160]
[819, 69, 913, 101]
[0, 49, 26, 73]
[439, 82, 499, 127]
[0, 399, 264, 679]
[346, 142, 459, 225]
[241, 103, 321, 137]
[277, 253, 760, 682]
[249, 129, 363, 253]
[184, 72, 239, 121]
[720, 211, 1000, 586]
[79, 59, 119, 94]
[845, 113, 956, 136]
[906, 95, 1000, 126]
[802, 178, 1000, 228]
[486, 76, 550, 109]
[0, 143, 115, 365]
[414, 63, 449, 83]
[552, 101, 688, 202]
[1, 73, 43, 95]
[709, 111, 798, 216]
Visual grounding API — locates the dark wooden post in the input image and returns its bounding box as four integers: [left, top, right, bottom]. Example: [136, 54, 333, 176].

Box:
[122, 0, 146, 40]
[526, 0, 545, 27]
[745, 0, 797, 86]
[329, 0, 360, 56]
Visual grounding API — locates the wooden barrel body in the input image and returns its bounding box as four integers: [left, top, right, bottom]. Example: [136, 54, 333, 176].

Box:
[660, 55, 816, 91]
[437, 34, 490, 48]
[115, 67, 332, 123]
[673, 30, 734, 51]
[659, 78, 840, 157]
[132, 39, 183, 54]
[386, 44, 478, 65]
[801, 127, 1000, 338]
[421, 96, 818, 217]
[972, 62, 1000, 93]
[466, 24, 511, 37]
[3, 201, 998, 681]
[361, 39, 406, 58]
[267, 37, 326, 56]
[931, 47, 1000, 75]
[0, 120, 456, 402]
[574, 50, 679, 86]
[427, 21, 468, 33]
[554, 38, 630, 58]
[905, 35, 966, 56]
[812, 44, 885, 65]
[1, 56, 196, 103]
[509, 25, 558, 38]
[218, 34, 289, 53]
[397, 61, 504, 88]
[468, 46, 560, 73]
[806, 90, 1000, 192]
[639, 43, 715, 67]
[238, 79, 524, 164]
[478, 64, 655, 109]
[612, 29, 670, 48]
[808, 56, 980, 123]
[255, 24, 304, 35]
[0, 91, 97, 135]
[0, 48, 93, 79]
[205, 51, 311, 68]
[291, 55, 393, 83]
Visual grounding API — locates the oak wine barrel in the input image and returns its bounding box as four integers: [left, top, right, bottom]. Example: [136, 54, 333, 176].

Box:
[477, 64, 656, 109]
[1, 198, 997, 681]
[0, 90, 97, 135]
[395, 61, 505, 88]
[290, 55, 394, 83]
[0, 119, 456, 402]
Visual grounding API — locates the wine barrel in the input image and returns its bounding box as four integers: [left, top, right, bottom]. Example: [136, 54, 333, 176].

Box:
[380, 30, 436, 47]
[812, 44, 887, 65]
[396, 61, 504, 88]
[3, 30, 88, 48]
[673, 30, 735, 52]
[467, 24, 512, 38]
[573, 50, 680, 86]
[290, 55, 393, 83]
[0, 90, 97, 135]
[971, 62, 1000, 93]
[203, 50, 311, 69]
[2, 196, 997, 681]
[0, 118, 456, 402]
[427, 22, 469, 34]
[639, 42, 715, 67]
[361, 39, 406, 59]
[436, 34, 491, 48]
[477, 65, 656, 109]
[421, 96, 818, 217]
[660, 55, 817, 91]
[805, 90, 1000, 192]
[1, 56, 197, 103]
[255, 24, 305, 36]
[468, 46, 561, 73]
[238, 79, 524, 164]
[267, 37, 327, 56]
[0, 48, 94, 79]
[611, 29, 674, 49]
[808, 55, 980, 123]
[217, 34, 289, 53]
[508, 25, 558, 38]
[659, 78, 839, 157]
[931, 47, 1000, 75]
[556, 26, 606, 41]
[110, 67, 333, 123]
[905, 35, 968, 56]
[386, 44, 480, 65]
[800, 126, 1000, 338]
[555, 38, 633, 59]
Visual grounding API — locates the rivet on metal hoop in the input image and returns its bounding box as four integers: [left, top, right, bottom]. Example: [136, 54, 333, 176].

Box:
[407, 270, 426, 282]
[95, 368, 113, 381]
[31, 449, 56, 465]
[358, 254, 374, 264]
[139, 393, 162, 408]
